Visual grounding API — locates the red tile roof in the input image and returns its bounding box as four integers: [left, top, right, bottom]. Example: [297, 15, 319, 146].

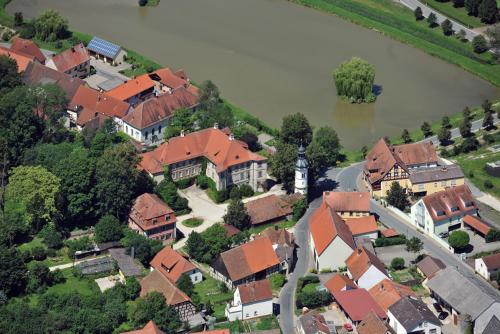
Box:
[380, 228, 399, 238]
[122, 320, 165, 334]
[238, 279, 273, 304]
[0, 46, 34, 72]
[129, 193, 176, 232]
[140, 270, 191, 305]
[323, 191, 371, 213]
[107, 74, 156, 101]
[463, 215, 491, 236]
[10, 38, 46, 63]
[333, 288, 387, 321]
[345, 216, 378, 236]
[309, 202, 355, 256]
[245, 194, 293, 225]
[69, 85, 130, 126]
[481, 252, 500, 271]
[218, 237, 279, 282]
[346, 245, 387, 281]
[122, 87, 198, 129]
[150, 68, 189, 90]
[422, 185, 476, 222]
[49, 43, 89, 73]
[357, 311, 391, 334]
[368, 279, 416, 312]
[393, 141, 438, 167]
[324, 274, 357, 294]
[140, 127, 266, 175]
[221, 224, 241, 237]
[150, 246, 196, 283]
[256, 226, 294, 247]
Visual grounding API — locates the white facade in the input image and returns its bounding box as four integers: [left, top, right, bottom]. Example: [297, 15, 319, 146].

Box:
[348, 265, 387, 290]
[123, 119, 167, 146]
[388, 309, 441, 334]
[225, 287, 273, 321]
[475, 258, 498, 281]
[295, 145, 308, 195]
[310, 234, 354, 272]
[186, 268, 203, 285]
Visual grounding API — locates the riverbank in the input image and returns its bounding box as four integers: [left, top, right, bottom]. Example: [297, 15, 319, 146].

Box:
[289, 0, 500, 86]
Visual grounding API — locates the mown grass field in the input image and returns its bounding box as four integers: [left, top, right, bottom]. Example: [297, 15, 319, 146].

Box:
[289, 0, 500, 86]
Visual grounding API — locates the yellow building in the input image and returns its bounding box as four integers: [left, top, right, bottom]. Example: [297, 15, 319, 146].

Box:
[408, 165, 465, 196]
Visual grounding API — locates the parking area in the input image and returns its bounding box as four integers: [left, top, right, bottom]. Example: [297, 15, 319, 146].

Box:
[95, 274, 123, 292]
[374, 245, 421, 267]
[421, 296, 461, 334]
[464, 229, 500, 256]
[84, 57, 131, 91]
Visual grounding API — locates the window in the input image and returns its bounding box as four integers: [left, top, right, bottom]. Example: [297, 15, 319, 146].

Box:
[301, 173, 305, 178]
[254, 311, 258, 316]
[145, 131, 149, 139]
[434, 182, 438, 188]
[258, 171, 262, 178]
[419, 184, 425, 191]
[429, 329, 437, 334]
[441, 181, 446, 187]
[451, 179, 456, 186]
[158, 125, 162, 133]
[152, 128, 156, 135]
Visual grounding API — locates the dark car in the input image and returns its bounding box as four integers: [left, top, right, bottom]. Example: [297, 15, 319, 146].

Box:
[439, 312, 449, 320]
[438, 231, 449, 239]
[433, 302, 443, 313]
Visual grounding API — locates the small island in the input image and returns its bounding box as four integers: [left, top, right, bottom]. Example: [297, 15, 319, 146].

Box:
[138, 0, 160, 7]
[333, 57, 377, 104]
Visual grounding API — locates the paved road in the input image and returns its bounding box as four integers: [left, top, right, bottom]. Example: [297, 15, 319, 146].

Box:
[397, 0, 479, 40]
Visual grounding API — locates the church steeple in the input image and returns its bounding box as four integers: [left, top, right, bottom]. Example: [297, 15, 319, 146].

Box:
[295, 144, 308, 195]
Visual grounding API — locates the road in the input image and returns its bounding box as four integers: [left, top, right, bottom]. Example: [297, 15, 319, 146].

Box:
[397, 0, 479, 41]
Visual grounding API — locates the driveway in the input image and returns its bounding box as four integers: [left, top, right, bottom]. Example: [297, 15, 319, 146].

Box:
[375, 245, 421, 267]
[464, 229, 500, 256]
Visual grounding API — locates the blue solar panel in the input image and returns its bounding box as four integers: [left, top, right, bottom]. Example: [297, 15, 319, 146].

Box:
[87, 37, 121, 60]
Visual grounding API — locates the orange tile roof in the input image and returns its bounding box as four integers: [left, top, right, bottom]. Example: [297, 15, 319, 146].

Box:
[70, 85, 130, 126]
[129, 193, 176, 232]
[238, 279, 272, 304]
[380, 228, 398, 238]
[140, 127, 266, 175]
[245, 194, 293, 225]
[346, 245, 387, 281]
[364, 138, 401, 184]
[357, 311, 391, 334]
[10, 37, 46, 63]
[345, 215, 378, 236]
[192, 330, 230, 334]
[309, 201, 355, 256]
[49, 43, 89, 73]
[150, 246, 196, 284]
[140, 270, 191, 306]
[150, 68, 189, 90]
[333, 288, 387, 321]
[107, 74, 156, 101]
[324, 274, 357, 294]
[122, 320, 165, 334]
[221, 224, 241, 237]
[368, 279, 416, 312]
[481, 252, 500, 270]
[218, 237, 279, 282]
[323, 191, 371, 213]
[393, 141, 438, 166]
[0, 46, 34, 72]
[422, 185, 477, 222]
[463, 215, 491, 236]
[122, 87, 198, 129]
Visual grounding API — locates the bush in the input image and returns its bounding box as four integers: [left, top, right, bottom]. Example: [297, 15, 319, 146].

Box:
[95, 215, 123, 243]
[448, 230, 470, 250]
[19, 23, 35, 39]
[484, 180, 494, 189]
[270, 273, 286, 289]
[293, 198, 307, 221]
[472, 35, 489, 53]
[31, 246, 47, 261]
[239, 184, 254, 197]
[138, 0, 148, 6]
[229, 186, 241, 200]
[486, 229, 500, 242]
[175, 177, 194, 189]
[391, 257, 405, 270]
[297, 275, 320, 291]
[39, 224, 63, 249]
[374, 236, 407, 247]
[483, 133, 495, 144]
[195, 175, 210, 189]
[296, 290, 332, 309]
[65, 236, 93, 257]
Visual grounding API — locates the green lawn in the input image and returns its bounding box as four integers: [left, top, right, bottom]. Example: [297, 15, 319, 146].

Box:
[18, 237, 45, 253]
[194, 274, 233, 319]
[249, 219, 297, 234]
[214, 316, 280, 333]
[290, 0, 500, 86]
[301, 282, 320, 293]
[182, 218, 204, 228]
[453, 147, 500, 198]
[425, 1, 484, 28]
[0, 0, 13, 26]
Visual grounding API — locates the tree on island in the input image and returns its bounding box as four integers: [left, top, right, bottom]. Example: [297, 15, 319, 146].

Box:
[414, 7, 424, 21]
[333, 57, 376, 103]
[421, 122, 433, 137]
[427, 13, 438, 28]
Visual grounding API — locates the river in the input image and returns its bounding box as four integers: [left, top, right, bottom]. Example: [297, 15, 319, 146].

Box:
[8, 0, 500, 149]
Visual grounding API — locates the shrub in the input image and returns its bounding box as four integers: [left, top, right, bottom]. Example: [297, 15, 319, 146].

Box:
[229, 186, 241, 200]
[484, 180, 493, 189]
[239, 184, 254, 197]
[138, 0, 148, 6]
[19, 23, 35, 39]
[448, 230, 470, 250]
[95, 215, 123, 243]
[270, 273, 286, 289]
[54, 40, 63, 49]
[483, 133, 495, 144]
[485, 229, 500, 242]
[195, 175, 210, 189]
[65, 236, 93, 257]
[472, 35, 489, 53]
[293, 198, 307, 221]
[296, 290, 332, 309]
[374, 236, 407, 247]
[297, 275, 320, 291]
[175, 177, 194, 189]
[31, 246, 47, 261]
[414, 7, 424, 20]
[39, 224, 63, 249]
[441, 19, 454, 36]
[391, 257, 405, 270]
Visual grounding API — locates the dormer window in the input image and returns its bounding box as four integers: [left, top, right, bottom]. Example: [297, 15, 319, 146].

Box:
[152, 218, 157, 225]
[450, 206, 458, 212]
[165, 214, 170, 221]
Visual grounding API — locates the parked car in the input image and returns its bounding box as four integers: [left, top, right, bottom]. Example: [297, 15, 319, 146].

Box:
[433, 302, 443, 313]
[439, 312, 449, 320]
[438, 231, 449, 239]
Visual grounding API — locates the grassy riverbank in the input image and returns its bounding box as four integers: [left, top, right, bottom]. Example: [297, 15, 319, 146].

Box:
[289, 0, 500, 86]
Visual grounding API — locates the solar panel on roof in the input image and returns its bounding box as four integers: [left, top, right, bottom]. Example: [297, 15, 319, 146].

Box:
[87, 37, 121, 60]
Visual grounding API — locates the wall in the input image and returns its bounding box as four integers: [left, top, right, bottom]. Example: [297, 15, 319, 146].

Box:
[388, 310, 441, 334]
[338, 211, 370, 219]
[317, 237, 354, 272]
[356, 265, 387, 289]
[409, 177, 464, 195]
[242, 299, 273, 320]
[189, 269, 203, 284]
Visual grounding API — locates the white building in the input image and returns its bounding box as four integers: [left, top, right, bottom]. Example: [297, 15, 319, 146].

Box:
[309, 201, 356, 272]
[475, 253, 500, 281]
[346, 245, 388, 290]
[225, 279, 273, 321]
[295, 144, 308, 195]
[410, 184, 477, 237]
[388, 297, 441, 334]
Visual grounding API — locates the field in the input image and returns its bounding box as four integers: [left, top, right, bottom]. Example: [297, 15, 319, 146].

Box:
[290, 0, 500, 86]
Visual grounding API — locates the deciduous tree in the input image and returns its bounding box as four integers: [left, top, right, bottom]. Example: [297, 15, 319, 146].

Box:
[427, 12, 438, 27]
[448, 230, 470, 250]
[223, 198, 251, 230]
[314, 126, 341, 165]
[479, 0, 498, 24]
[438, 127, 452, 145]
[33, 10, 69, 41]
[0, 56, 21, 93]
[333, 57, 376, 103]
[472, 35, 489, 53]
[465, 0, 481, 16]
[414, 7, 424, 20]
[401, 129, 412, 143]
[441, 19, 454, 36]
[95, 215, 123, 243]
[280, 113, 313, 146]
[386, 182, 409, 211]
[269, 141, 297, 193]
[421, 122, 433, 137]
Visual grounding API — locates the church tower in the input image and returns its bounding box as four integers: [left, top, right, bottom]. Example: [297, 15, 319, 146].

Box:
[294, 144, 308, 195]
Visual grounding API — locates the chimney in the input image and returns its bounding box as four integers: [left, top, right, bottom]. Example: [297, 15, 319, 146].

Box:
[229, 133, 234, 141]
[213, 122, 218, 129]
[180, 130, 185, 137]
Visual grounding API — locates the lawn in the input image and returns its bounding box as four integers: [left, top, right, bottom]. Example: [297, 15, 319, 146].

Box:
[0, 0, 13, 26]
[214, 316, 280, 332]
[249, 219, 298, 234]
[452, 147, 500, 198]
[194, 274, 233, 319]
[301, 282, 320, 293]
[290, 0, 500, 86]
[182, 217, 204, 228]
[425, 1, 484, 28]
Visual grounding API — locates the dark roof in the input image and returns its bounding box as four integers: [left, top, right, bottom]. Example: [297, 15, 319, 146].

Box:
[388, 297, 440, 331]
[481, 253, 500, 271]
[483, 316, 500, 334]
[298, 312, 333, 334]
[409, 165, 464, 184]
[87, 37, 121, 59]
[76, 256, 114, 275]
[108, 248, 143, 277]
[416, 255, 446, 278]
